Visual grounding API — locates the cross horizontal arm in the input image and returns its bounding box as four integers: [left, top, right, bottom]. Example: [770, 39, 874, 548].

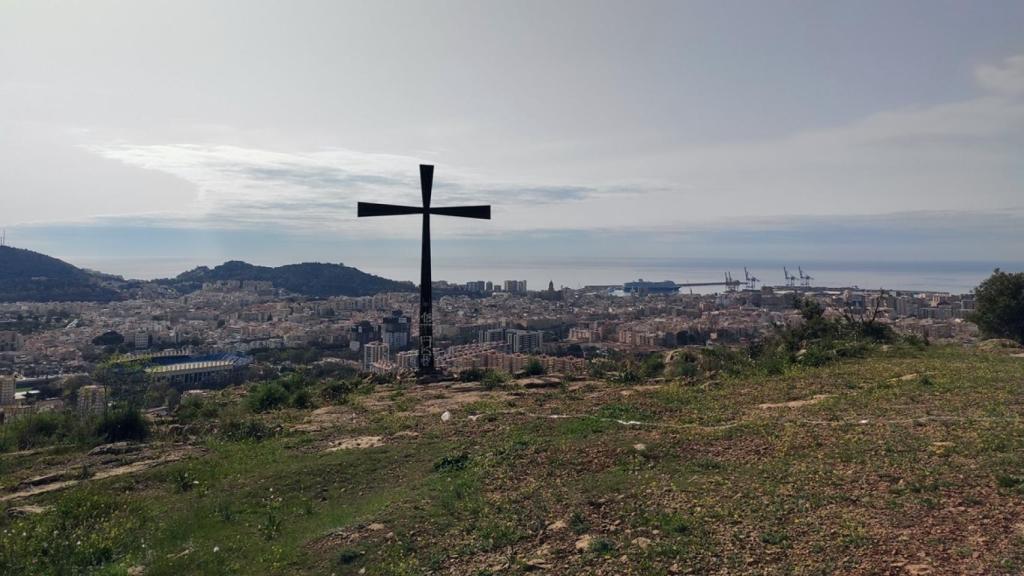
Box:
[429, 205, 491, 219]
[357, 202, 424, 217]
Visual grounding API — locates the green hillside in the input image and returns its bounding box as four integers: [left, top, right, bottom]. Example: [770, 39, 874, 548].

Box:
[165, 260, 414, 297]
[3, 343, 1024, 574]
[0, 246, 120, 303]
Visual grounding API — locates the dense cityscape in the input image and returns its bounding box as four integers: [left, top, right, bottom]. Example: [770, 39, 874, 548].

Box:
[0, 272, 980, 423]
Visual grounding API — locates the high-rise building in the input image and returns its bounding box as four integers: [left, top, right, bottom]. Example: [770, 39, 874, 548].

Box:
[503, 280, 528, 293]
[0, 375, 15, 406]
[479, 328, 507, 345]
[77, 385, 108, 416]
[506, 330, 543, 353]
[0, 331, 23, 352]
[381, 310, 412, 350]
[134, 331, 152, 350]
[363, 341, 390, 370]
[349, 321, 379, 351]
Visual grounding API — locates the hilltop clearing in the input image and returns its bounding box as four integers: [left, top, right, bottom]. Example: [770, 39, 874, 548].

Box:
[3, 344, 1024, 575]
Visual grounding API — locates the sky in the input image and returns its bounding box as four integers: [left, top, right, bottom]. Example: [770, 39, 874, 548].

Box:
[1, 1, 1023, 287]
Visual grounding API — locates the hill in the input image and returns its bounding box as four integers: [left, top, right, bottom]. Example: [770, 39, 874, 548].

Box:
[0, 245, 121, 302]
[164, 260, 415, 297]
[4, 344, 1024, 574]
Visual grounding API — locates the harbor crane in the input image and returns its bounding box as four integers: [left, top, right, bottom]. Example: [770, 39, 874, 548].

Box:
[724, 271, 738, 292]
[798, 266, 813, 287]
[743, 267, 760, 290]
[783, 267, 797, 287]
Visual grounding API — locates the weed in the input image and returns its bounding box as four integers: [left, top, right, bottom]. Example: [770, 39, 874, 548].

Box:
[433, 451, 470, 473]
[589, 537, 615, 554]
[570, 510, 590, 535]
[761, 530, 789, 546]
[169, 467, 198, 493]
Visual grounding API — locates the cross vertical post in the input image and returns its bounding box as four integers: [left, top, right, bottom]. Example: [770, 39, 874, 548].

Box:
[419, 165, 434, 373]
[357, 164, 490, 377]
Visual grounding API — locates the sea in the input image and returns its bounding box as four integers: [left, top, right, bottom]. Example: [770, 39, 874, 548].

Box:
[370, 258, 1020, 295]
[79, 256, 1021, 296]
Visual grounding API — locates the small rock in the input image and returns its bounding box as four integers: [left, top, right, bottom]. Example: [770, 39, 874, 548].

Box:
[367, 522, 385, 531]
[633, 443, 647, 452]
[575, 534, 593, 552]
[547, 519, 568, 532]
[632, 536, 652, 549]
[6, 505, 50, 517]
[88, 442, 144, 456]
[441, 411, 451, 422]
[524, 558, 551, 571]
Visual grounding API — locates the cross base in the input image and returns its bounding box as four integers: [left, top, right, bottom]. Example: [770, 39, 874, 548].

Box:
[415, 370, 447, 384]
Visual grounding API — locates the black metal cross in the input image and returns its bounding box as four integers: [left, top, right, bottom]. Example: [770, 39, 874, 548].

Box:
[357, 165, 490, 376]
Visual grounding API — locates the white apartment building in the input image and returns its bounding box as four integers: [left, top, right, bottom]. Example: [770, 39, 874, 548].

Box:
[363, 341, 391, 370]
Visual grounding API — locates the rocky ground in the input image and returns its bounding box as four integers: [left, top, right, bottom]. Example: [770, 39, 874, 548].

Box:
[3, 343, 1024, 575]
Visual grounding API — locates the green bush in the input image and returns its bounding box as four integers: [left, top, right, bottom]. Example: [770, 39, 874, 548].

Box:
[700, 346, 752, 376]
[95, 408, 150, 443]
[458, 367, 486, 382]
[291, 388, 314, 409]
[971, 269, 1024, 343]
[0, 411, 99, 451]
[433, 451, 471, 473]
[319, 378, 364, 404]
[667, 350, 701, 379]
[277, 372, 314, 393]
[611, 363, 643, 384]
[481, 370, 511, 390]
[524, 358, 546, 376]
[639, 353, 665, 378]
[20, 412, 62, 443]
[176, 395, 221, 422]
[220, 416, 274, 442]
[247, 382, 290, 412]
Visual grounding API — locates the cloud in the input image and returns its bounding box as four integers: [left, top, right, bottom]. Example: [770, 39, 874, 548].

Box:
[628, 55, 1024, 222]
[59, 51, 1024, 244]
[80, 143, 629, 234]
[976, 54, 1024, 97]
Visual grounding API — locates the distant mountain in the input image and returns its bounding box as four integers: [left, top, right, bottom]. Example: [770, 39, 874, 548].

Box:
[0, 245, 121, 303]
[163, 260, 415, 298]
[0, 246, 412, 301]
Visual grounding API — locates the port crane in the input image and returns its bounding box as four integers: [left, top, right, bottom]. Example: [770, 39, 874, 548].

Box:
[743, 267, 760, 290]
[724, 271, 738, 292]
[783, 267, 797, 287]
[798, 266, 813, 287]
